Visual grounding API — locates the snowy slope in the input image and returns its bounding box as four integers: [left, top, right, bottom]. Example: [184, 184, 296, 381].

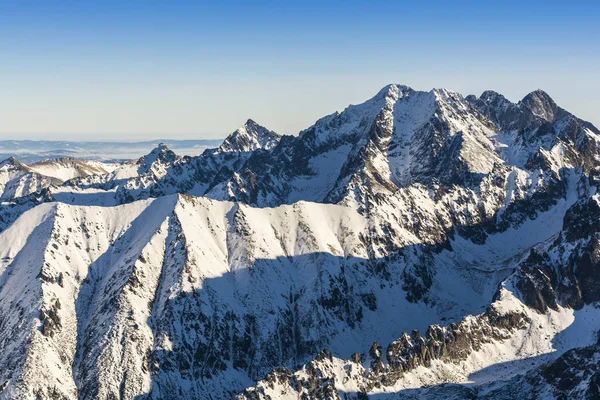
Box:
[28, 158, 119, 182]
[0, 184, 598, 399]
[0, 157, 118, 201]
[0, 158, 60, 200]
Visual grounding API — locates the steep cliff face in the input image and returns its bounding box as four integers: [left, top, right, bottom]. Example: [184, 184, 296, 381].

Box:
[0, 84, 599, 399]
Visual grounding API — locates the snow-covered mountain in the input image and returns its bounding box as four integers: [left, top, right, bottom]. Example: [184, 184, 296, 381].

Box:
[0, 157, 60, 200]
[0, 84, 599, 399]
[217, 119, 281, 153]
[0, 157, 117, 201]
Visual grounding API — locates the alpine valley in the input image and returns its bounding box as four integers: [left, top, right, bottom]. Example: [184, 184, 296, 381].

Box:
[1, 84, 600, 400]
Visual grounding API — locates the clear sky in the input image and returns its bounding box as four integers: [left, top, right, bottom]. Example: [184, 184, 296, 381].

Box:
[0, 0, 598, 140]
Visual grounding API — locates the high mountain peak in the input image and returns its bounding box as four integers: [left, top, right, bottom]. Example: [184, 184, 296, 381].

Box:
[143, 142, 172, 157]
[377, 83, 412, 97]
[477, 90, 510, 104]
[243, 118, 260, 129]
[466, 87, 563, 134]
[523, 88, 553, 101]
[520, 89, 558, 121]
[155, 142, 170, 151]
[431, 87, 458, 96]
[0, 156, 25, 169]
[139, 142, 178, 170]
[218, 119, 281, 153]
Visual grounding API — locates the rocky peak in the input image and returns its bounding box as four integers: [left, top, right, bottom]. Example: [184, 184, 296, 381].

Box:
[376, 84, 412, 103]
[480, 89, 504, 101]
[477, 90, 511, 107]
[466, 89, 561, 136]
[465, 90, 521, 130]
[155, 141, 170, 152]
[520, 89, 558, 122]
[0, 156, 26, 170]
[218, 119, 281, 153]
[431, 87, 458, 99]
[139, 142, 178, 171]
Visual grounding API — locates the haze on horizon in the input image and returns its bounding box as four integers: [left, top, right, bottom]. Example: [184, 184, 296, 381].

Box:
[0, 0, 598, 141]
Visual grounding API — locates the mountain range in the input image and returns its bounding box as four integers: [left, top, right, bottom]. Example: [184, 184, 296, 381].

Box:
[0, 140, 222, 163]
[0, 84, 599, 399]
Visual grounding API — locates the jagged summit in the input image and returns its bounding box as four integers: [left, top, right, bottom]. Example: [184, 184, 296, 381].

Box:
[155, 141, 170, 150]
[520, 88, 558, 121]
[0, 156, 26, 169]
[466, 90, 510, 108]
[147, 142, 173, 156]
[480, 89, 504, 99]
[468, 88, 561, 125]
[374, 83, 413, 98]
[217, 119, 281, 153]
[139, 142, 178, 168]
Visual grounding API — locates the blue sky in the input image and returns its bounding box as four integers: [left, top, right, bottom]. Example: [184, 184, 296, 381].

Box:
[0, 0, 598, 140]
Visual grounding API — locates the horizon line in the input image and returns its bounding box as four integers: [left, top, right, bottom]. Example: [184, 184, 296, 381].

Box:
[0, 136, 228, 143]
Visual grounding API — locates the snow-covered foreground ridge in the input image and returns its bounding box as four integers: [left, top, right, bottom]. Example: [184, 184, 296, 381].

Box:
[1, 192, 600, 400]
[0, 84, 599, 399]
